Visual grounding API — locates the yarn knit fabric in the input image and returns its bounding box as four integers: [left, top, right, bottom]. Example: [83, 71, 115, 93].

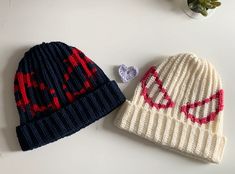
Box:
[14, 42, 125, 151]
[114, 53, 226, 163]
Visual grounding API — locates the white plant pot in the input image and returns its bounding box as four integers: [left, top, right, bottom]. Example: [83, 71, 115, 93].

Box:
[182, 0, 214, 19]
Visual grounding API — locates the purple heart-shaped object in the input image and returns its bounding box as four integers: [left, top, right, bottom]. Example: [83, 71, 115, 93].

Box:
[118, 64, 139, 83]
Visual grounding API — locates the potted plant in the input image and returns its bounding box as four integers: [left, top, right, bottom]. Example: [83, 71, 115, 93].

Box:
[183, 0, 221, 19]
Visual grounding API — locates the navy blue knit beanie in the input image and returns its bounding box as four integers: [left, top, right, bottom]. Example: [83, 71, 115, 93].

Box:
[14, 41, 125, 151]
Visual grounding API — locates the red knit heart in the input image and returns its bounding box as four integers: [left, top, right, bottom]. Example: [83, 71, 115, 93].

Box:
[180, 90, 224, 125]
[141, 66, 175, 109]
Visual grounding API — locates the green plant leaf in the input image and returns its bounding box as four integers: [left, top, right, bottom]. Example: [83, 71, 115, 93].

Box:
[211, 1, 221, 7]
[187, 0, 221, 15]
[197, 4, 208, 16]
[200, 9, 208, 16]
[205, 2, 214, 9]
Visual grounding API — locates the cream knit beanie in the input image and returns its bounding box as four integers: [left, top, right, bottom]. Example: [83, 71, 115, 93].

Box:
[114, 53, 226, 163]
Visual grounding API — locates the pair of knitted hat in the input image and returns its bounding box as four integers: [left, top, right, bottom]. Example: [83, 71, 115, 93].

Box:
[14, 42, 126, 151]
[14, 42, 225, 163]
[115, 53, 226, 163]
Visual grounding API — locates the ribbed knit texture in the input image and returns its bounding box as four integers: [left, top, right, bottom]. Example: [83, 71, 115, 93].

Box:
[14, 42, 125, 151]
[115, 53, 226, 163]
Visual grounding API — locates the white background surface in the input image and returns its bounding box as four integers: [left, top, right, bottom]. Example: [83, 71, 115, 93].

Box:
[0, 0, 235, 173]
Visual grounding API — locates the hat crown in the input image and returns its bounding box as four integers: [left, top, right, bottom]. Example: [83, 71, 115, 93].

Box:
[133, 53, 223, 132]
[14, 42, 109, 124]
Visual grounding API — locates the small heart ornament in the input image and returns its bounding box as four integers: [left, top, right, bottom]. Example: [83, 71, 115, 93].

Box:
[118, 64, 139, 83]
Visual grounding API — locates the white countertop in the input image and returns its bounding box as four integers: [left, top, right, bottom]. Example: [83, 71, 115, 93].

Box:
[0, 0, 234, 173]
